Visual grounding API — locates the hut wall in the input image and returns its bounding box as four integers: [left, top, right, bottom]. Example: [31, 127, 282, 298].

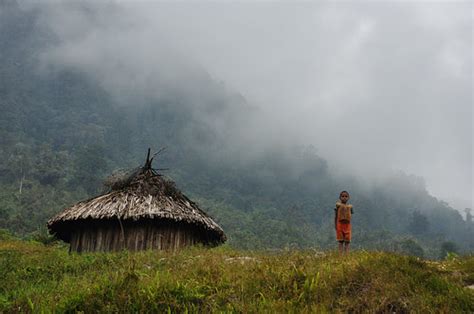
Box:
[68, 220, 210, 252]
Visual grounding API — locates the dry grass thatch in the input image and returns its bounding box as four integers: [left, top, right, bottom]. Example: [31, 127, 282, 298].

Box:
[48, 164, 226, 244]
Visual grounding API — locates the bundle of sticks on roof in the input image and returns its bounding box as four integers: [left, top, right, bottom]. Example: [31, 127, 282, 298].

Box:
[102, 148, 180, 198]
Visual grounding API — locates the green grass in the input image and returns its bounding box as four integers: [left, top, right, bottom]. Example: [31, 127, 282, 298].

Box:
[0, 240, 473, 313]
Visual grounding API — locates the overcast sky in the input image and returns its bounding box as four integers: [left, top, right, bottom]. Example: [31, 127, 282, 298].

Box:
[32, 1, 472, 211]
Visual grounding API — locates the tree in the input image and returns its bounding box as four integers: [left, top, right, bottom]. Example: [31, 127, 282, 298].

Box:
[465, 208, 472, 223]
[72, 145, 108, 194]
[408, 210, 429, 235]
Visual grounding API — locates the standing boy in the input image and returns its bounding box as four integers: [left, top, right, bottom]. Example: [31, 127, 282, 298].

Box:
[335, 191, 353, 254]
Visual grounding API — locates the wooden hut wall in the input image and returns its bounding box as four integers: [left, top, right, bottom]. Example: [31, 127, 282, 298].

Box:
[68, 220, 212, 252]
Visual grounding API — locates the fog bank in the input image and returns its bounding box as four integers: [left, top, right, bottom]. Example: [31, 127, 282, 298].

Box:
[26, 1, 472, 210]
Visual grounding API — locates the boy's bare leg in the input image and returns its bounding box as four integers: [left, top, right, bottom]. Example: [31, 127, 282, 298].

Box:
[338, 242, 343, 254]
[344, 242, 350, 254]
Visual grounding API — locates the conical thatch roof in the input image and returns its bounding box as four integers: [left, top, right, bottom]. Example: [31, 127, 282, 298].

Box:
[48, 151, 226, 244]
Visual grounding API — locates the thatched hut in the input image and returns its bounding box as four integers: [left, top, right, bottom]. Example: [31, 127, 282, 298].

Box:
[47, 151, 226, 252]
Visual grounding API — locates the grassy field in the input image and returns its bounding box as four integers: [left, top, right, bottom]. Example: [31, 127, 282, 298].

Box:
[1, 239, 473, 313]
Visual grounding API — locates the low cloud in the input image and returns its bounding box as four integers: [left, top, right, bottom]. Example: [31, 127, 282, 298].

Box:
[28, 1, 472, 210]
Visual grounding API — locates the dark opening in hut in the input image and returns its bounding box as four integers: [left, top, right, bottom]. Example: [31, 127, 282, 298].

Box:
[47, 149, 226, 252]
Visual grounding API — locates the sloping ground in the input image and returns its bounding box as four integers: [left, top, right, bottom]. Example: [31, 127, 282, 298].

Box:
[0, 239, 473, 313]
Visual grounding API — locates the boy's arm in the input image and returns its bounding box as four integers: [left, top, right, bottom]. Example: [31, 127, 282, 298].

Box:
[334, 208, 337, 229]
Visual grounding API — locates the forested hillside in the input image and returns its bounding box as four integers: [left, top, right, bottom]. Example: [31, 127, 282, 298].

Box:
[0, 1, 472, 258]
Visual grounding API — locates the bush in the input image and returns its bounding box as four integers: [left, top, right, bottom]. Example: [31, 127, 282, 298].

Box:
[395, 238, 424, 258]
[0, 229, 15, 241]
[29, 228, 58, 246]
[440, 241, 459, 259]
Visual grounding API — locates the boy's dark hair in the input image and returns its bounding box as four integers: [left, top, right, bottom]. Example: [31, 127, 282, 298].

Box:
[340, 190, 349, 196]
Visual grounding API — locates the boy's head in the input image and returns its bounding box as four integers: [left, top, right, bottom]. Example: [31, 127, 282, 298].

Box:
[339, 191, 350, 203]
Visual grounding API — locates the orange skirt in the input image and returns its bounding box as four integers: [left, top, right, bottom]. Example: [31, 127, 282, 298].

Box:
[336, 222, 351, 242]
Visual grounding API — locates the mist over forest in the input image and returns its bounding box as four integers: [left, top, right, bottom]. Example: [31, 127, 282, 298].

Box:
[0, 0, 472, 258]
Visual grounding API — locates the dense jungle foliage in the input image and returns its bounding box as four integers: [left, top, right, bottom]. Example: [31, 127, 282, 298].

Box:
[0, 1, 472, 259]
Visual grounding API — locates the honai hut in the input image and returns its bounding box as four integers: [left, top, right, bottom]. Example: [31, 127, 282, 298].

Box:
[47, 150, 226, 252]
